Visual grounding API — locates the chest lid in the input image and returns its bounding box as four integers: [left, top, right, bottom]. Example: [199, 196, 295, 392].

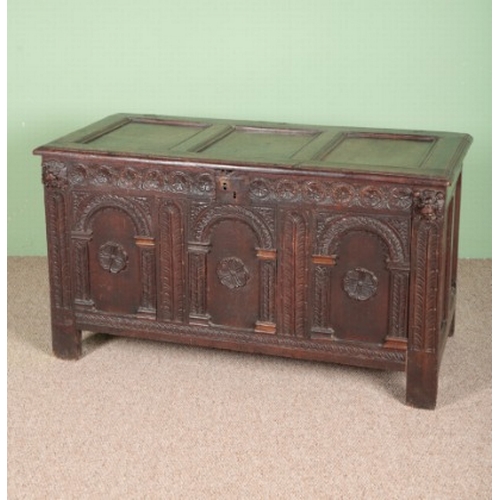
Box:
[34, 113, 472, 184]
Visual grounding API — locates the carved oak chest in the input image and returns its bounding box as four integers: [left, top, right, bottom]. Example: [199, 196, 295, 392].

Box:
[34, 113, 472, 408]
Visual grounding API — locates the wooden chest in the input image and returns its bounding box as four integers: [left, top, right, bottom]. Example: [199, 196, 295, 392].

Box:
[34, 113, 472, 408]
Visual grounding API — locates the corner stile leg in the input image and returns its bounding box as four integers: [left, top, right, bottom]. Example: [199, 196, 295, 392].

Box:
[52, 317, 82, 360]
[406, 190, 445, 409]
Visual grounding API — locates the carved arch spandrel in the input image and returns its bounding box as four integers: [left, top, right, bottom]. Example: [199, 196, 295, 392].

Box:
[74, 193, 152, 237]
[317, 215, 407, 265]
[191, 205, 274, 249]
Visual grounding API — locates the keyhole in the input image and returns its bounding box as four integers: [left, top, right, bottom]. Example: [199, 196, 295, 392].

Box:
[233, 191, 237, 199]
[222, 182, 227, 190]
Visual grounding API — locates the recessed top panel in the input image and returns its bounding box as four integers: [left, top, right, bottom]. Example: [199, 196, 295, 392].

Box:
[83, 121, 206, 155]
[322, 134, 436, 168]
[197, 127, 319, 160]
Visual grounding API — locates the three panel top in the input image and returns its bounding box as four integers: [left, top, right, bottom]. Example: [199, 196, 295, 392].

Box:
[34, 113, 472, 184]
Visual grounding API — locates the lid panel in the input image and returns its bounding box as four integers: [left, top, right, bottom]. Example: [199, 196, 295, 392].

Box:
[82, 121, 207, 154]
[196, 126, 320, 160]
[321, 133, 436, 168]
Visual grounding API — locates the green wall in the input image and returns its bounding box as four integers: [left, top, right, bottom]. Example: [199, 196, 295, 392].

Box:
[8, 0, 491, 257]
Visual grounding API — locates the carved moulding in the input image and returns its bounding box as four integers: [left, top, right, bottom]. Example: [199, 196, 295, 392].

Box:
[75, 310, 407, 367]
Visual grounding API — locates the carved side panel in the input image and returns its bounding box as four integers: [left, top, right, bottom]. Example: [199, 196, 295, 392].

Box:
[279, 212, 308, 337]
[159, 201, 185, 321]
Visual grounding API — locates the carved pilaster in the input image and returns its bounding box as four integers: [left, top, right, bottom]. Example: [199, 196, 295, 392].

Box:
[280, 212, 308, 337]
[387, 267, 409, 339]
[159, 201, 185, 321]
[311, 264, 333, 338]
[135, 237, 156, 315]
[188, 242, 210, 325]
[409, 189, 445, 352]
[45, 190, 71, 309]
[71, 230, 93, 306]
[255, 248, 277, 334]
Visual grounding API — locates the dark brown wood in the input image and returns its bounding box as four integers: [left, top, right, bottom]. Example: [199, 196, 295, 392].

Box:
[34, 113, 472, 409]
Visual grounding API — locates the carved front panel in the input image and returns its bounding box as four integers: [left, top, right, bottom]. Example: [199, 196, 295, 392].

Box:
[87, 207, 142, 314]
[330, 231, 390, 343]
[314, 214, 410, 345]
[207, 220, 260, 329]
[71, 192, 156, 316]
[188, 202, 276, 332]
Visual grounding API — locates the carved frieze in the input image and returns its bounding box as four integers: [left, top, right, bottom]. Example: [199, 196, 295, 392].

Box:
[68, 162, 215, 198]
[248, 177, 413, 211]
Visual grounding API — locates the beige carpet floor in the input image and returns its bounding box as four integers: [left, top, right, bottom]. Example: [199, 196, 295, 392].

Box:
[7, 257, 491, 499]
